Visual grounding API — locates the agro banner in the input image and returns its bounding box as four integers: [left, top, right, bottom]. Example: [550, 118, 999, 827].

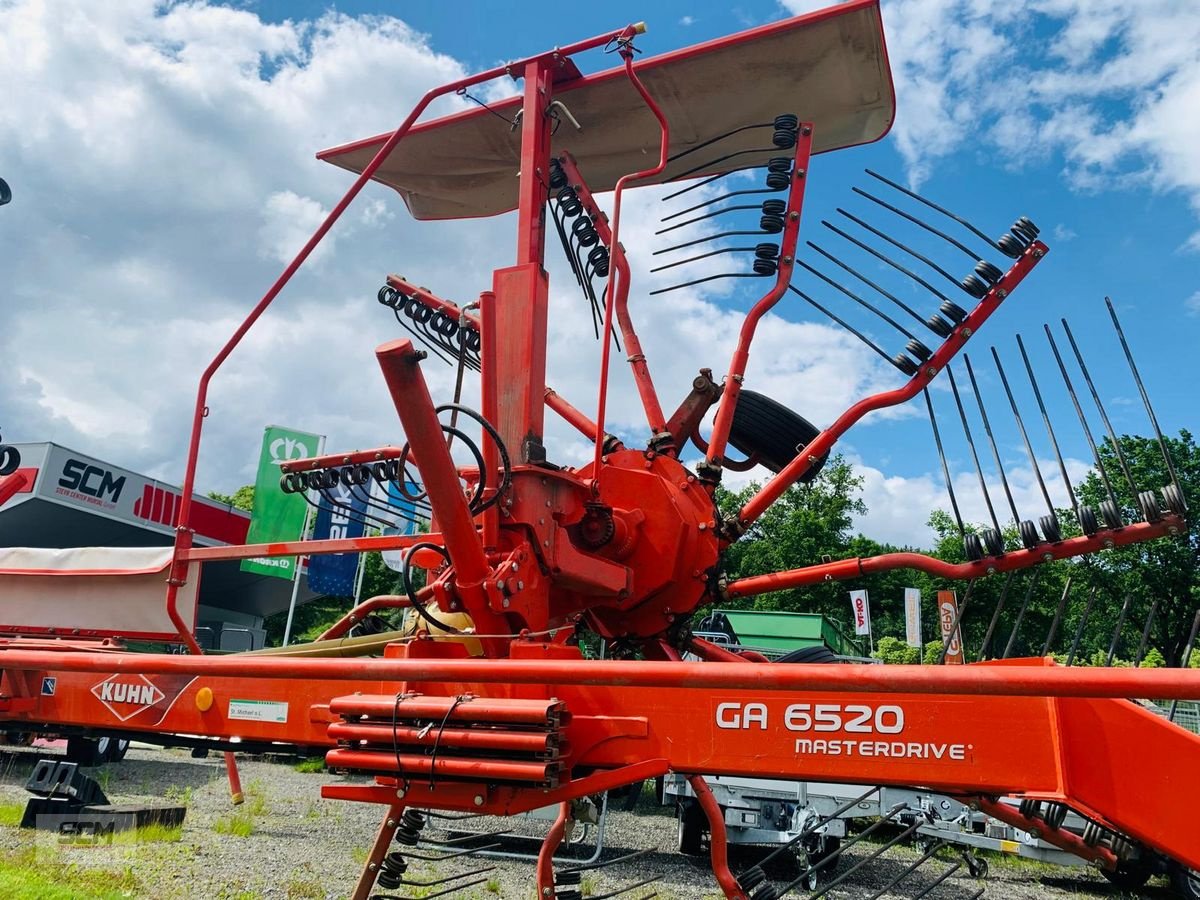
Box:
[240, 426, 323, 580]
[306, 478, 367, 597]
[378, 479, 422, 573]
[904, 588, 922, 648]
[849, 589, 871, 637]
[938, 589, 965, 665]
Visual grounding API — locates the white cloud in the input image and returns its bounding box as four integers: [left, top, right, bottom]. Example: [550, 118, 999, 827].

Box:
[1187, 291, 1200, 316]
[1052, 224, 1078, 242]
[679, 15, 696, 26]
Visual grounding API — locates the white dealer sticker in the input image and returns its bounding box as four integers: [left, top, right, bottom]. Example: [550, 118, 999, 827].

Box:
[228, 699, 288, 724]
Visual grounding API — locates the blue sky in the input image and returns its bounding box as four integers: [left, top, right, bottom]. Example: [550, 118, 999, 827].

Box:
[2, 0, 1197, 545]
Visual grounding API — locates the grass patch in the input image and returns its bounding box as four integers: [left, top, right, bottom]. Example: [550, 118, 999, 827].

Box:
[292, 757, 325, 774]
[213, 811, 255, 837]
[163, 785, 194, 806]
[0, 847, 138, 900]
[486, 877, 501, 893]
[0, 801, 25, 827]
[582, 875, 597, 896]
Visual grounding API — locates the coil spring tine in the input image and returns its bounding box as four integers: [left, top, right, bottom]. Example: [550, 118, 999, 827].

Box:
[833, 210, 961, 293]
[865, 168, 1009, 254]
[1003, 568, 1041, 659]
[666, 119, 798, 183]
[1134, 599, 1159, 667]
[938, 580, 974, 664]
[1066, 583, 1100, 666]
[421, 827, 510, 847]
[963, 354, 1022, 525]
[391, 307, 455, 367]
[1041, 576, 1072, 656]
[661, 183, 787, 222]
[313, 486, 395, 531]
[852, 184, 990, 263]
[665, 120, 777, 165]
[979, 571, 1016, 660]
[1106, 593, 1134, 666]
[788, 286, 901, 370]
[560, 848, 654, 875]
[1060, 319, 1143, 504]
[797, 261, 923, 344]
[754, 785, 883, 871]
[803, 819, 928, 900]
[992, 346, 1057, 520]
[947, 366, 1004, 535]
[648, 270, 770, 296]
[655, 203, 764, 236]
[1045, 326, 1120, 510]
[807, 242, 934, 330]
[660, 164, 761, 202]
[905, 862, 963, 900]
[1169, 611, 1200, 721]
[1016, 334, 1079, 514]
[388, 865, 496, 887]
[861, 840, 948, 900]
[924, 390, 967, 538]
[1106, 297, 1185, 505]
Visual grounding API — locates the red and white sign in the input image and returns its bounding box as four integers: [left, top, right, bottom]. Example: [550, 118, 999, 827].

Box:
[938, 590, 964, 665]
[91, 674, 165, 721]
[850, 589, 871, 637]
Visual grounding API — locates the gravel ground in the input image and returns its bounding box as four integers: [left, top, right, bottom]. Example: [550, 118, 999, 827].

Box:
[0, 746, 1171, 900]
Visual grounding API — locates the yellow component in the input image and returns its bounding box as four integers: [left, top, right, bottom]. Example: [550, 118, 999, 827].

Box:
[401, 605, 483, 657]
[632, 22, 647, 34]
[999, 839, 1019, 854]
[195, 686, 214, 712]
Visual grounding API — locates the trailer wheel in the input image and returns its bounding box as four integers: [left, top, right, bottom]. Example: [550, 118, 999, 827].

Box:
[1101, 860, 1152, 891]
[106, 738, 130, 762]
[1172, 864, 1200, 900]
[66, 737, 105, 767]
[775, 646, 838, 665]
[727, 390, 827, 479]
[677, 800, 706, 856]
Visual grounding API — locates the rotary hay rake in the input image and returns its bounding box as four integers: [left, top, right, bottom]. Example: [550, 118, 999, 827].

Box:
[1, 2, 1199, 898]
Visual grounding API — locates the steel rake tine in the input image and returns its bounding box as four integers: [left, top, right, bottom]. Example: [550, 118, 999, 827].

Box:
[1045, 325, 1120, 510]
[655, 202, 764, 235]
[947, 365, 1004, 537]
[1066, 583, 1100, 666]
[1106, 296, 1185, 505]
[1017, 334, 1080, 516]
[906, 862, 963, 900]
[865, 168, 1008, 254]
[924, 389, 968, 539]
[801, 819, 927, 900]
[798, 802, 909, 880]
[1061, 318, 1142, 503]
[1106, 593, 1133, 666]
[807, 241, 940, 333]
[1041, 576, 1072, 656]
[797, 260, 926, 346]
[401, 841, 502, 861]
[421, 827, 510, 847]
[788, 285, 901, 370]
[852, 186, 983, 262]
[388, 865, 495, 887]
[964, 354, 1022, 527]
[371, 876, 492, 900]
[992, 346, 1058, 525]
[588, 875, 661, 899]
[1169, 610, 1200, 722]
[1002, 567, 1040, 659]
[1134, 599, 1158, 667]
[979, 571, 1016, 660]
[861, 839, 948, 900]
[560, 848, 654, 874]
[832, 210, 960, 296]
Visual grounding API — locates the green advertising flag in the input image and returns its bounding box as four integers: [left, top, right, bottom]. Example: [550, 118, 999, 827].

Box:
[240, 426, 324, 580]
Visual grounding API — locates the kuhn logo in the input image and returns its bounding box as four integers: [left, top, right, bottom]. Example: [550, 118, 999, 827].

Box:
[91, 675, 164, 721]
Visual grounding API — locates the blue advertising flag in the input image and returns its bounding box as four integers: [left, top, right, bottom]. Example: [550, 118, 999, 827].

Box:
[306, 480, 367, 597]
[381, 479, 421, 572]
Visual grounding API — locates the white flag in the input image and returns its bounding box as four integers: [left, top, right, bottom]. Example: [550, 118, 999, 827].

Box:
[904, 588, 922, 648]
[850, 589, 871, 637]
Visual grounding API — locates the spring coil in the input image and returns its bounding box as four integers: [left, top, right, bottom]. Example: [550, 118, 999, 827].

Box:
[760, 198, 786, 234]
[377, 284, 482, 368]
[394, 809, 427, 846]
[772, 113, 799, 149]
[376, 851, 408, 889]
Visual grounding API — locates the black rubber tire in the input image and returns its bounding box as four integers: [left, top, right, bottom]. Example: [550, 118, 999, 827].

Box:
[727, 390, 827, 480]
[1172, 863, 1200, 900]
[66, 736, 106, 767]
[106, 737, 130, 762]
[0, 445, 20, 477]
[1102, 861, 1152, 891]
[677, 800, 705, 856]
[776, 645, 838, 664]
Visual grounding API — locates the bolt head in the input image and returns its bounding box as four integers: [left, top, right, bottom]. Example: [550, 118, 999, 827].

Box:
[474, 795, 484, 807]
[502, 598, 511, 608]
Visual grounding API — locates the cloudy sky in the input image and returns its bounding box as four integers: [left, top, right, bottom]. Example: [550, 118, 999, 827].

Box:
[2, 0, 1198, 547]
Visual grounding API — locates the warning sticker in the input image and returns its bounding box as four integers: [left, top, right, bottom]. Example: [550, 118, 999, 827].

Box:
[228, 699, 288, 724]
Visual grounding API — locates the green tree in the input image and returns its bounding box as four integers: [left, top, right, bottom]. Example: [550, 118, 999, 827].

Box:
[208, 484, 255, 511]
[1075, 430, 1199, 666]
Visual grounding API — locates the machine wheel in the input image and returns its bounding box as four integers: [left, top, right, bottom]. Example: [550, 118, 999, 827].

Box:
[776, 645, 838, 664]
[727, 390, 827, 479]
[965, 854, 988, 879]
[106, 737, 131, 762]
[66, 736, 106, 767]
[1101, 860, 1152, 891]
[1172, 863, 1200, 900]
[677, 800, 706, 856]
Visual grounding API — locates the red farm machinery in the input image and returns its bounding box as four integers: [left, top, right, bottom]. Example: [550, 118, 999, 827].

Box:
[1, 2, 1198, 898]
